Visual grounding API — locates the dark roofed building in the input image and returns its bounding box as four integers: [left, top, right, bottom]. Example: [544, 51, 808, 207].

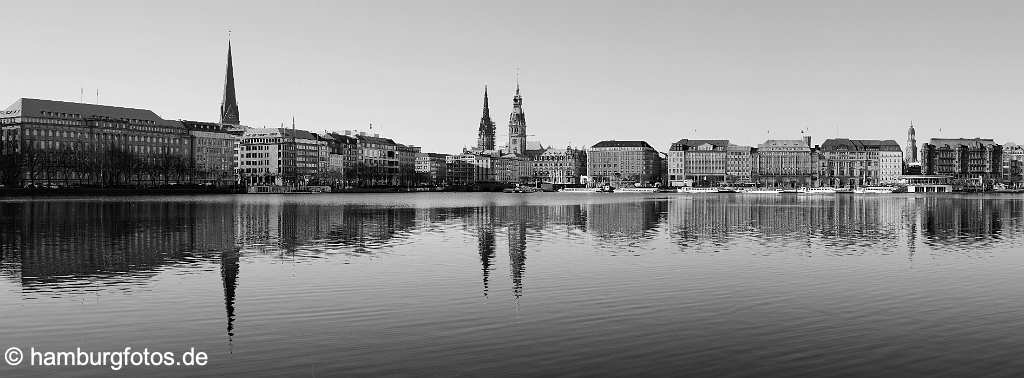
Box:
[1, 98, 192, 187]
[587, 140, 662, 188]
[591, 140, 654, 149]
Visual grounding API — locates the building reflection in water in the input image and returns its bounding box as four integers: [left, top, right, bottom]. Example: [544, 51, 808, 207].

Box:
[1, 195, 1023, 342]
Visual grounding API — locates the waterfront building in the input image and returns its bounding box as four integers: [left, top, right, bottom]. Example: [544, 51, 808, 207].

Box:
[448, 152, 494, 184]
[587, 140, 662, 188]
[445, 153, 477, 186]
[532, 146, 587, 185]
[819, 139, 903, 187]
[1000, 142, 1023, 188]
[507, 83, 527, 156]
[237, 128, 286, 186]
[899, 175, 954, 193]
[726, 144, 754, 184]
[180, 120, 240, 186]
[396, 143, 421, 187]
[353, 132, 399, 186]
[415, 152, 449, 186]
[921, 138, 1002, 189]
[319, 133, 358, 187]
[752, 138, 818, 188]
[905, 122, 918, 164]
[667, 139, 729, 187]
[236, 127, 321, 186]
[476, 86, 496, 151]
[0, 98, 192, 187]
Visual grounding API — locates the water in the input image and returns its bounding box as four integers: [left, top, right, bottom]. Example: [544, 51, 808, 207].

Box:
[1, 193, 1023, 377]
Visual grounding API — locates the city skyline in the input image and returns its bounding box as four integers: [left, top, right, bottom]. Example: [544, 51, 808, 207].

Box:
[3, 1, 1024, 154]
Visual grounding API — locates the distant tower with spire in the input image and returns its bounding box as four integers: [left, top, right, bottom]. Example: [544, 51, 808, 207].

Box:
[220, 38, 240, 125]
[476, 86, 496, 151]
[905, 121, 918, 164]
[508, 77, 527, 156]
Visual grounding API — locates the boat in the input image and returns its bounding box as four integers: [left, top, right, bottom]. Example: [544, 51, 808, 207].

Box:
[559, 187, 600, 193]
[504, 184, 538, 193]
[597, 185, 615, 193]
[677, 187, 719, 194]
[802, 187, 837, 194]
[854, 186, 896, 194]
[717, 187, 739, 193]
[615, 187, 658, 193]
[834, 187, 855, 194]
[744, 188, 781, 194]
[779, 188, 802, 194]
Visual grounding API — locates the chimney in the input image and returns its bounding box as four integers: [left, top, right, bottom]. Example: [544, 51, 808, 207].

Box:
[803, 135, 812, 148]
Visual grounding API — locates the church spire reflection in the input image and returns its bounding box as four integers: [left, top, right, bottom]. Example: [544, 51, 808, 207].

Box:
[477, 206, 496, 297]
[508, 206, 528, 299]
[221, 248, 240, 346]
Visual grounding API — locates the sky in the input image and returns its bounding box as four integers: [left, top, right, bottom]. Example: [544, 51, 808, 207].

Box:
[2, 0, 1023, 153]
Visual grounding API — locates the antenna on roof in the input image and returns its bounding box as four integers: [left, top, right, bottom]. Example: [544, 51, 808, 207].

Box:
[95, 89, 99, 105]
[80, 88, 83, 103]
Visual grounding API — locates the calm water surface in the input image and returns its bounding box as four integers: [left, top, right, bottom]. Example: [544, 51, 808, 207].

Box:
[1, 193, 1023, 377]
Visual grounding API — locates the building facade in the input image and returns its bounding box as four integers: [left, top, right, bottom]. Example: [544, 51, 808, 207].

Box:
[726, 144, 754, 184]
[1001, 143, 1023, 188]
[752, 138, 818, 187]
[921, 138, 1002, 189]
[181, 120, 239, 186]
[818, 139, 903, 187]
[415, 152, 449, 186]
[587, 140, 662, 188]
[532, 146, 586, 185]
[0, 98, 192, 187]
[667, 139, 729, 187]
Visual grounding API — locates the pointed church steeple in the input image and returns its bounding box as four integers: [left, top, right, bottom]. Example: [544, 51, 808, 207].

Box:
[476, 86, 496, 151]
[220, 39, 240, 125]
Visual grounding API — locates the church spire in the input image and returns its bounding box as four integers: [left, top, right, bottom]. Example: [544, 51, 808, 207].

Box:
[476, 85, 496, 151]
[220, 39, 240, 125]
[508, 74, 527, 156]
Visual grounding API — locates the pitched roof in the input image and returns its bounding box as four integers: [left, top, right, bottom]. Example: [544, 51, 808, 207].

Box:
[279, 128, 318, 141]
[591, 140, 654, 149]
[758, 139, 809, 149]
[821, 138, 902, 152]
[3, 98, 178, 127]
[525, 141, 545, 151]
[669, 139, 729, 151]
[928, 138, 998, 148]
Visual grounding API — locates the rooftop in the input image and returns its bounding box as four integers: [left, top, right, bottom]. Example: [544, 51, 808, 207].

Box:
[3, 98, 179, 127]
[669, 139, 729, 151]
[927, 138, 998, 148]
[591, 140, 654, 149]
[821, 138, 901, 151]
